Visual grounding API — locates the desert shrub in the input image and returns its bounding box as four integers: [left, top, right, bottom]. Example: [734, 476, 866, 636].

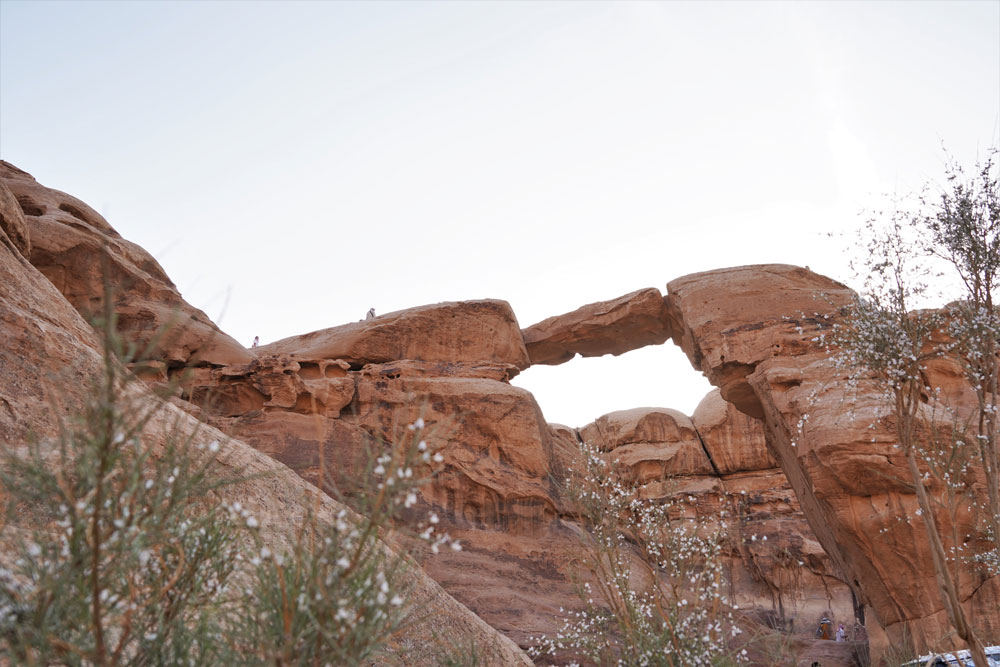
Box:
[233, 416, 459, 665]
[0, 280, 456, 665]
[530, 440, 745, 666]
[0, 298, 240, 665]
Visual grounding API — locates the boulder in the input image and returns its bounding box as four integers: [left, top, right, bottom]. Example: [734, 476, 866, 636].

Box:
[260, 300, 530, 372]
[693, 389, 777, 474]
[522, 287, 671, 365]
[666, 264, 853, 418]
[579, 407, 714, 481]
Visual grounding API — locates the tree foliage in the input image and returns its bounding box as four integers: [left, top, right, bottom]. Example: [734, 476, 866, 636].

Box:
[832, 147, 999, 666]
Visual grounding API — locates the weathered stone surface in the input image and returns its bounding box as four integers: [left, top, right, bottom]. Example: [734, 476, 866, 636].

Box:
[0, 208, 102, 445]
[21, 160, 998, 663]
[260, 300, 530, 372]
[178, 346, 580, 648]
[0, 178, 30, 259]
[579, 407, 715, 481]
[0, 161, 251, 369]
[748, 352, 1000, 656]
[668, 263, 1000, 657]
[573, 402, 855, 639]
[666, 264, 853, 418]
[522, 288, 672, 365]
[694, 388, 777, 474]
[0, 184, 530, 666]
[722, 468, 855, 633]
[348, 363, 560, 529]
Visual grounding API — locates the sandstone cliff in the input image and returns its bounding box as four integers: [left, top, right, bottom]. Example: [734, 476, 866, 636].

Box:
[4, 163, 996, 664]
[0, 168, 530, 666]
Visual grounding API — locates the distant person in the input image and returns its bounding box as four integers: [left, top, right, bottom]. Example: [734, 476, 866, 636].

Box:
[252, 335, 259, 348]
[366, 308, 376, 320]
[836, 624, 846, 642]
[816, 616, 832, 640]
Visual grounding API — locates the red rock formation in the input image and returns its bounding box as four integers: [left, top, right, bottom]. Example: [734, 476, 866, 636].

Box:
[17, 162, 993, 664]
[0, 161, 251, 369]
[579, 407, 714, 482]
[183, 332, 574, 648]
[261, 300, 530, 371]
[666, 264, 853, 418]
[522, 287, 672, 365]
[693, 389, 777, 475]
[0, 179, 30, 259]
[574, 398, 855, 638]
[667, 264, 1000, 658]
[0, 164, 530, 666]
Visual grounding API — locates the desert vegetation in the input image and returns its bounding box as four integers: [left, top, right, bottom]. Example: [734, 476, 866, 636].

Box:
[0, 291, 458, 665]
[827, 148, 999, 666]
[529, 440, 745, 666]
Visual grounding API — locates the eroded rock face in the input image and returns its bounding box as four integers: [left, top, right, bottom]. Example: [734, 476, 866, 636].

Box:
[181, 332, 575, 647]
[18, 161, 989, 664]
[0, 178, 30, 259]
[522, 287, 672, 365]
[748, 353, 1000, 655]
[579, 407, 714, 482]
[261, 300, 530, 372]
[0, 200, 530, 666]
[668, 264, 1000, 657]
[0, 161, 251, 369]
[0, 199, 102, 445]
[174, 294, 852, 652]
[572, 400, 855, 638]
[666, 264, 853, 418]
[693, 389, 777, 475]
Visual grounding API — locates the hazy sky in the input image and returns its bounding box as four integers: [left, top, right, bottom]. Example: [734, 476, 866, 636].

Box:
[2, 1, 998, 427]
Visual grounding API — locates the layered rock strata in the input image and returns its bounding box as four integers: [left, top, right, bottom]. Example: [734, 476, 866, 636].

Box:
[9, 163, 993, 663]
[0, 165, 530, 666]
[667, 264, 1000, 657]
[522, 287, 672, 365]
[0, 161, 250, 369]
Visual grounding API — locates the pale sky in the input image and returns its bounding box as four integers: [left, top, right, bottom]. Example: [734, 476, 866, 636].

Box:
[2, 1, 998, 427]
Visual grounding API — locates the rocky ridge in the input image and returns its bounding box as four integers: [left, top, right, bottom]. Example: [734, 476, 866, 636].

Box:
[0, 168, 530, 666]
[3, 163, 997, 663]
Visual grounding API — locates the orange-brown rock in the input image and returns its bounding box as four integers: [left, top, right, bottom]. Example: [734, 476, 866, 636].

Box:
[0, 203, 102, 444]
[24, 160, 993, 664]
[722, 468, 855, 633]
[0, 161, 251, 369]
[177, 334, 577, 648]
[0, 170, 530, 666]
[573, 401, 855, 637]
[0, 178, 30, 259]
[260, 300, 530, 372]
[748, 352, 1000, 656]
[666, 264, 853, 418]
[668, 264, 1000, 658]
[693, 389, 777, 474]
[522, 287, 672, 365]
[349, 365, 557, 527]
[579, 407, 715, 482]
